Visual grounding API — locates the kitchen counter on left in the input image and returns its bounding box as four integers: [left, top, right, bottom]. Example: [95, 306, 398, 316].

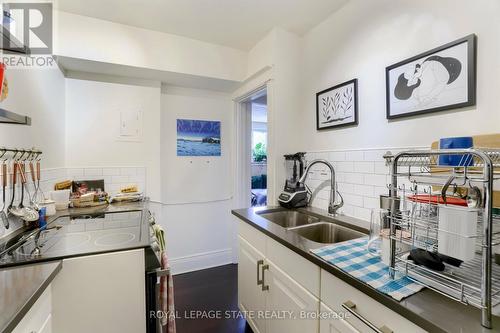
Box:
[0, 261, 62, 333]
[0, 201, 156, 269]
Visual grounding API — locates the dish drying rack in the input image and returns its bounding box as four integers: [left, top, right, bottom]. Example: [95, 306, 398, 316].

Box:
[383, 148, 500, 328]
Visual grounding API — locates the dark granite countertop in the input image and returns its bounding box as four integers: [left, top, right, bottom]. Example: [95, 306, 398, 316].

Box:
[0, 261, 62, 333]
[232, 206, 500, 333]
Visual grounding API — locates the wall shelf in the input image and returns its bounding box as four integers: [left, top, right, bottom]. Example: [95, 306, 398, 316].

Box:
[0, 108, 31, 125]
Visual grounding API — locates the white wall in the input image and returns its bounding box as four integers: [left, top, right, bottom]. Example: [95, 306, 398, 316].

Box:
[0, 65, 66, 237]
[0, 67, 66, 168]
[240, 27, 303, 205]
[55, 11, 248, 82]
[160, 86, 234, 273]
[299, 0, 500, 152]
[280, 0, 500, 220]
[65, 78, 161, 201]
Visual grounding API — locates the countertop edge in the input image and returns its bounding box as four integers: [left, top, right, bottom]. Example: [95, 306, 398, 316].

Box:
[231, 209, 446, 333]
[1, 261, 62, 333]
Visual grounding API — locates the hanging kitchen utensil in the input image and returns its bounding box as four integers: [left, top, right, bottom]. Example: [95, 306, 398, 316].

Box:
[7, 161, 18, 218]
[17, 162, 24, 209]
[17, 161, 38, 222]
[28, 159, 39, 210]
[35, 159, 45, 202]
[0, 161, 8, 229]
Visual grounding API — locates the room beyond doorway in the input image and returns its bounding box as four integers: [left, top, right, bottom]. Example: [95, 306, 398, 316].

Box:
[250, 93, 268, 207]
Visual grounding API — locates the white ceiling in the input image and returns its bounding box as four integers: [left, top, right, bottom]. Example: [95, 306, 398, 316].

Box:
[56, 0, 348, 50]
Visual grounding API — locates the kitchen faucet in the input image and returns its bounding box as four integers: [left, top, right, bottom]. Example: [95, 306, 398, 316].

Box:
[299, 159, 344, 215]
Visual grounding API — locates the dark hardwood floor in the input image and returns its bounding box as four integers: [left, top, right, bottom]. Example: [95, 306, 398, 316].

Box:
[173, 264, 254, 333]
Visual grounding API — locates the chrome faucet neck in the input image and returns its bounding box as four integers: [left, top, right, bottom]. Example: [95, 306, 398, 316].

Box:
[300, 159, 343, 215]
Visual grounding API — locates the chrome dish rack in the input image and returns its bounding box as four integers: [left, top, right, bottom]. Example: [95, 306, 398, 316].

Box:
[384, 148, 500, 328]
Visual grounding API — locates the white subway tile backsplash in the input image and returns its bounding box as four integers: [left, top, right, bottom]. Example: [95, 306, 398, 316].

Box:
[374, 186, 389, 197]
[328, 151, 346, 161]
[84, 168, 103, 176]
[305, 147, 415, 222]
[353, 207, 372, 225]
[363, 197, 379, 209]
[346, 151, 364, 161]
[354, 184, 374, 197]
[343, 173, 364, 185]
[342, 193, 364, 207]
[67, 168, 84, 177]
[374, 162, 389, 175]
[337, 161, 354, 172]
[364, 174, 387, 187]
[102, 167, 120, 176]
[337, 182, 354, 195]
[363, 150, 386, 162]
[137, 168, 146, 177]
[111, 175, 129, 183]
[354, 161, 374, 173]
[120, 167, 137, 176]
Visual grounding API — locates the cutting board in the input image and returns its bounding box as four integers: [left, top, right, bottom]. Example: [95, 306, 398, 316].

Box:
[431, 133, 500, 208]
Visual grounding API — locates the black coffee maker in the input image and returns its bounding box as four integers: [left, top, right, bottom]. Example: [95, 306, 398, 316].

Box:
[278, 152, 308, 208]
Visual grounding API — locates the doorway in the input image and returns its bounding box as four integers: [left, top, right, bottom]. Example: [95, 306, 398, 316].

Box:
[233, 85, 269, 210]
[250, 93, 267, 207]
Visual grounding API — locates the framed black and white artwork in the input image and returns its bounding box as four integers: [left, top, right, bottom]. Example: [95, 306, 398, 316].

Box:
[386, 34, 476, 119]
[316, 78, 358, 130]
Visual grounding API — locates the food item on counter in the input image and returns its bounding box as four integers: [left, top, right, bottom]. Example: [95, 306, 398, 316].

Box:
[54, 180, 73, 190]
[110, 191, 144, 203]
[121, 185, 138, 193]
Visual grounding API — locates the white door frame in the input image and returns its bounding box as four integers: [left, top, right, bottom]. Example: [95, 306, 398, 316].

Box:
[231, 76, 274, 263]
[233, 79, 275, 208]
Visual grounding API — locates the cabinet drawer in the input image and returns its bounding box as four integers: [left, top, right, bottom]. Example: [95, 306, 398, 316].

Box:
[321, 270, 426, 333]
[267, 237, 320, 297]
[320, 302, 358, 333]
[238, 219, 267, 255]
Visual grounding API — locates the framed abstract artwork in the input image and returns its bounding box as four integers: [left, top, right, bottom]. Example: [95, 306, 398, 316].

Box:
[386, 34, 476, 119]
[316, 78, 358, 130]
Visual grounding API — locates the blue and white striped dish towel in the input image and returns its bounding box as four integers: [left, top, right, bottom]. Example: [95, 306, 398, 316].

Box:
[311, 237, 423, 301]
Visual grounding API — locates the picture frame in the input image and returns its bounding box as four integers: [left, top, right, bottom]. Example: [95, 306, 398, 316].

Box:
[386, 34, 476, 120]
[176, 119, 221, 156]
[316, 78, 358, 130]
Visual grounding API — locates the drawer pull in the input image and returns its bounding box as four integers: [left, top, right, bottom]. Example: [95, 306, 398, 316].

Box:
[261, 264, 269, 291]
[257, 260, 264, 286]
[342, 300, 393, 333]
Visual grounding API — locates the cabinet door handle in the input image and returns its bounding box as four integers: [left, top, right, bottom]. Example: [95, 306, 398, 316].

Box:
[341, 300, 393, 333]
[261, 264, 269, 291]
[257, 260, 264, 286]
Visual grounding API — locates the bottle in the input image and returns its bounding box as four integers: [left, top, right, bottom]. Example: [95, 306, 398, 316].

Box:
[38, 207, 47, 230]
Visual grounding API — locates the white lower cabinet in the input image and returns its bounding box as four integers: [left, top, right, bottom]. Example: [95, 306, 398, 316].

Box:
[238, 236, 267, 333]
[12, 284, 52, 333]
[238, 231, 320, 333]
[266, 260, 319, 333]
[51, 249, 146, 333]
[237, 219, 427, 333]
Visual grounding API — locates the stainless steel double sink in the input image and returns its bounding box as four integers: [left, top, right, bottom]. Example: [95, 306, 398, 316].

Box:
[257, 209, 365, 245]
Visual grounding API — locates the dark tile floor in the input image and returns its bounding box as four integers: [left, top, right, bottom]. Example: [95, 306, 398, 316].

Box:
[173, 264, 254, 333]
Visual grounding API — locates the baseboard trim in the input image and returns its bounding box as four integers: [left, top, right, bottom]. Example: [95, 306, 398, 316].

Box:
[169, 248, 233, 275]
